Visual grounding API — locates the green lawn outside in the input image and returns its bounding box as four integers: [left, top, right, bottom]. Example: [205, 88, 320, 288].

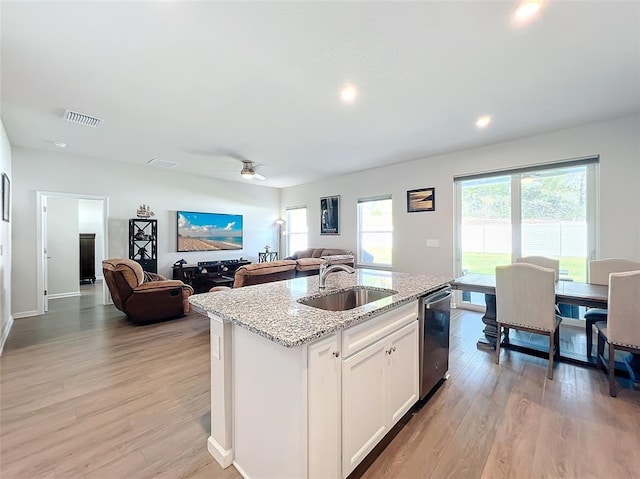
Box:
[362, 247, 392, 265]
[462, 252, 587, 283]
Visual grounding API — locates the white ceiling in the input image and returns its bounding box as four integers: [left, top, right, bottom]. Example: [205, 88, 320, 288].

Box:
[2, 1, 639, 188]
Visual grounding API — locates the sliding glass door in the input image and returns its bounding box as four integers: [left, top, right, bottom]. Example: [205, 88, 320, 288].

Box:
[455, 159, 598, 307]
[520, 166, 590, 283]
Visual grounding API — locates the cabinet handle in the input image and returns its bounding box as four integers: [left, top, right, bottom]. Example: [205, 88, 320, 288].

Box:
[332, 350, 340, 358]
[386, 346, 397, 355]
[391, 346, 397, 353]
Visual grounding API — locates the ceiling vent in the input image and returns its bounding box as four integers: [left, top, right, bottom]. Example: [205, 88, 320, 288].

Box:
[63, 109, 102, 128]
[147, 158, 180, 169]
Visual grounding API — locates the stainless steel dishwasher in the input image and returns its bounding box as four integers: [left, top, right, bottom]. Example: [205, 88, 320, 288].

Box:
[418, 286, 452, 400]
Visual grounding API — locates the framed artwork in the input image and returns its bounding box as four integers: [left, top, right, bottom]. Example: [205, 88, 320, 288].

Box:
[1, 173, 9, 222]
[320, 195, 340, 235]
[407, 187, 435, 213]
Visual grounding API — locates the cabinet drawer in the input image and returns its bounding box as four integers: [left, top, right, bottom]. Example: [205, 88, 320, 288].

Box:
[342, 301, 417, 358]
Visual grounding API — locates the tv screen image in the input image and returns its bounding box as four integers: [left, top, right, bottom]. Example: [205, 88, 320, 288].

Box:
[177, 211, 243, 252]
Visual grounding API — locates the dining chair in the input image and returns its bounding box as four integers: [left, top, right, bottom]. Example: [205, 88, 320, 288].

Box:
[513, 255, 567, 335]
[594, 270, 640, 396]
[515, 256, 560, 281]
[584, 258, 640, 358]
[495, 263, 561, 380]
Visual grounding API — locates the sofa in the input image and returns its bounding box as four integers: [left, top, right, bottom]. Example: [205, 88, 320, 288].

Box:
[103, 258, 194, 323]
[285, 248, 355, 277]
[232, 260, 298, 287]
[209, 260, 298, 291]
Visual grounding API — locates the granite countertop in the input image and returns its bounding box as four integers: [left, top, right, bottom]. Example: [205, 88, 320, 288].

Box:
[189, 269, 452, 348]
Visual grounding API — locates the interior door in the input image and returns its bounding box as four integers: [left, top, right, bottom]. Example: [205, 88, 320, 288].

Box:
[42, 196, 49, 312]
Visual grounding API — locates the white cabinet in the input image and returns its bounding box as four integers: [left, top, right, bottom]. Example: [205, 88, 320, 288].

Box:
[387, 322, 420, 425]
[223, 300, 419, 479]
[342, 336, 388, 475]
[308, 334, 341, 479]
[341, 303, 419, 477]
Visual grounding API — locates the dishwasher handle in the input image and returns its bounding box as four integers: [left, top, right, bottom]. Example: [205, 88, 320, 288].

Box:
[423, 286, 452, 309]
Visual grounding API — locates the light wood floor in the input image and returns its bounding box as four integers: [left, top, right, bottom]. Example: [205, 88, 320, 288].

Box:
[1, 285, 639, 478]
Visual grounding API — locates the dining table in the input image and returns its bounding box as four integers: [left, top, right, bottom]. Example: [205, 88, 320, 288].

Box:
[450, 273, 639, 381]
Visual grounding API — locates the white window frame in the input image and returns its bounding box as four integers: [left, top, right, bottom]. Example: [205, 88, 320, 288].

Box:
[357, 195, 393, 269]
[285, 206, 308, 257]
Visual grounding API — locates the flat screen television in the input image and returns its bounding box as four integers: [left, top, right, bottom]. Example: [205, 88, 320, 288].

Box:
[177, 211, 243, 252]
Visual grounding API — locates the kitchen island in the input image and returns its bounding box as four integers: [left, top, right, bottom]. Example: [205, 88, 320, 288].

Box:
[189, 268, 451, 479]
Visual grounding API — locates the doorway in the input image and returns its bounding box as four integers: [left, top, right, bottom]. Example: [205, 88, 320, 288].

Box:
[36, 192, 109, 314]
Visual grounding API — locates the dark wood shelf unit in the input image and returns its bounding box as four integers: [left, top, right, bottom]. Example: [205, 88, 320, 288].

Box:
[173, 259, 251, 293]
[79, 233, 96, 283]
[129, 219, 158, 273]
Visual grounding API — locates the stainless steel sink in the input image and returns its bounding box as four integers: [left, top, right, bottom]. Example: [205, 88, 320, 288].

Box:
[298, 286, 397, 311]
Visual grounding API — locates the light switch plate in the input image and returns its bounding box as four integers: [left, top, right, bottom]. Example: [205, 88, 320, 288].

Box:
[426, 239, 440, 247]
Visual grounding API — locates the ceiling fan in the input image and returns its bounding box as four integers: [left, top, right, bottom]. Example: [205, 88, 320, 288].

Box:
[185, 147, 268, 181]
[239, 159, 266, 181]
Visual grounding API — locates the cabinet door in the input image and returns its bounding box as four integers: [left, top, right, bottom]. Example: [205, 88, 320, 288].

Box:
[386, 321, 419, 426]
[308, 334, 341, 479]
[342, 339, 387, 477]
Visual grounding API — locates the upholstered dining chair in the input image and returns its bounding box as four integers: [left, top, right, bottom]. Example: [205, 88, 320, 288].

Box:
[595, 270, 640, 396]
[495, 263, 561, 379]
[511, 256, 564, 337]
[515, 256, 560, 280]
[584, 258, 640, 358]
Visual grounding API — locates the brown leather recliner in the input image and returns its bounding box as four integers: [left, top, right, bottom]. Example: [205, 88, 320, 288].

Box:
[103, 258, 194, 323]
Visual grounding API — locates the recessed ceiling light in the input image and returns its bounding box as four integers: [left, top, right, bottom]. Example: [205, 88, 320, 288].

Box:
[513, 0, 542, 23]
[340, 84, 357, 103]
[53, 140, 67, 148]
[475, 115, 492, 129]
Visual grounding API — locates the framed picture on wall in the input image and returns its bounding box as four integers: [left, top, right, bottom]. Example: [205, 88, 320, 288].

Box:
[320, 195, 340, 235]
[2, 173, 9, 222]
[407, 187, 435, 212]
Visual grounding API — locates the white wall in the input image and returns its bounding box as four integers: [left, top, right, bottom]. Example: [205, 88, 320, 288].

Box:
[281, 115, 640, 277]
[47, 196, 80, 297]
[0, 119, 12, 353]
[12, 148, 280, 317]
[79, 199, 105, 280]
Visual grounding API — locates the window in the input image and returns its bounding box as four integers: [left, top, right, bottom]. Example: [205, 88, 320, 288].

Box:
[454, 157, 598, 307]
[357, 196, 392, 268]
[285, 206, 308, 257]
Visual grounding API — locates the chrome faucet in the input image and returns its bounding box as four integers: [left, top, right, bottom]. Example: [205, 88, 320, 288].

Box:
[318, 259, 355, 289]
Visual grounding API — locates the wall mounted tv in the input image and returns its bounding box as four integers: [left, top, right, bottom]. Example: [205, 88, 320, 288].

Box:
[177, 211, 243, 252]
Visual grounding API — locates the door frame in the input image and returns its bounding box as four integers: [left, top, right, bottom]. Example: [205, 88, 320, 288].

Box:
[36, 191, 109, 315]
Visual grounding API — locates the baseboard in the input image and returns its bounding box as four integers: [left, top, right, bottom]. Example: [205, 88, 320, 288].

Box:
[0, 315, 14, 355]
[232, 460, 250, 479]
[13, 310, 39, 319]
[48, 291, 81, 300]
[207, 436, 234, 469]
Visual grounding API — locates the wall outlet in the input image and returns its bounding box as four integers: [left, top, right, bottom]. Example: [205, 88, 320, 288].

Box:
[426, 239, 440, 247]
[212, 334, 221, 359]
